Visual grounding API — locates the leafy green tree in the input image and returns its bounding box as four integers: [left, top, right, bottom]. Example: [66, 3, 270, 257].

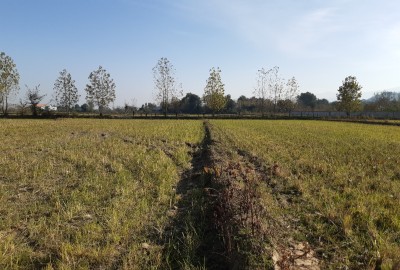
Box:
[26, 85, 46, 116]
[336, 76, 362, 116]
[277, 99, 296, 113]
[180, 93, 202, 114]
[203, 67, 226, 116]
[315, 98, 331, 111]
[298, 92, 317, 111]
[53, 69, 80, 114]
[0, 52, 20, 116]
[73, 104, 81, 112]
[153, 57, 181, 117]
[80, 103, 89, 112]
[237, 95, 258, 114]
[85, 66, 116, 116]
[224, 94, 237, 114]
[169, 96, 181, 117]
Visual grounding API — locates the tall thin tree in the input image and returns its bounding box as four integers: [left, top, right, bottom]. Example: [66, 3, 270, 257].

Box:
[85, 66, 116, 116]
[283, 76, 300, 113]
[254, 68, 271, 116]
[203, 67, 226, 117]
[268, 66, 284, 112]
[0, 52, 20, 116]
[153, 57, 181, 117]
[53, 69, 80, 114]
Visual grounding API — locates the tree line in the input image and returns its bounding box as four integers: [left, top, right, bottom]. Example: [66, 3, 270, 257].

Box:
[1, 52, 399, 117]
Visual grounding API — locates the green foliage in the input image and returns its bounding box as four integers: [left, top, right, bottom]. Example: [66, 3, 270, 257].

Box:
[180, 93, 202, 114]
[298, 92, 317, 110]
[203, 67, 226, 115]
[54, 69, 80, 114]
[277, 99, 295, 112]
[336, 76, 362, 115]
[85, 66, 116, 116]
[0, 52, 20, 115]
[224, 94, 237, 113]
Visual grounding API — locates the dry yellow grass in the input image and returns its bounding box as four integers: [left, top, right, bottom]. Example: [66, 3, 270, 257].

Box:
[0, 119, 203, 269]
[211, 120, 400, 268]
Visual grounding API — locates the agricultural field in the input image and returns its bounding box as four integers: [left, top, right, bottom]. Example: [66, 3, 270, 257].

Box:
[1, 118, 399, 269]
[359, 119, 400, 125]
[330, 119, 400, 126]
[210, 120, 400, 269]
[0, 119, 204, 269]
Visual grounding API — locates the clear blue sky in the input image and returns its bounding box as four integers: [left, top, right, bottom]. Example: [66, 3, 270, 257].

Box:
[3, 0, 400, 107]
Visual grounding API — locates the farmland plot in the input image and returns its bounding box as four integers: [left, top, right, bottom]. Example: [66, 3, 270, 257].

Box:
[211, 120, 400, 269]
[1, 118, 399, 269]
[0, 119, 203, 269]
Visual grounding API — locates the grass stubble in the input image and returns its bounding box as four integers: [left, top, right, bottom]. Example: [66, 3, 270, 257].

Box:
[1, 118, 400, 269]
[0, 119, 203, 269]
[211, 119, 400, 269]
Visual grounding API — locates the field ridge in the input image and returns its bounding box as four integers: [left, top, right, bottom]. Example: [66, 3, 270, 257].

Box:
[162, 121, 229, 269]
[204, 122, 322, 269]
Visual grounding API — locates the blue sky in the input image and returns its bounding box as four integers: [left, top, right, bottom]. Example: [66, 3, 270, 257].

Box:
[3, 0, 400, 107]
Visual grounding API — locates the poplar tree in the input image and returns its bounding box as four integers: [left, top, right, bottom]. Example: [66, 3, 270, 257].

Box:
[254, 68, 271, 116]
[85, 66, 116, 116]
[53, 69, 79, 114]
[153, 57, 180, 117]
[0, 52, 20, 116]
[268, 66, 284, 112]
[203, 67, 226, 117]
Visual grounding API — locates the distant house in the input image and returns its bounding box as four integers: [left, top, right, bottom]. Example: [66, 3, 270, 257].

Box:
[36, 104, 47, 110]
[35, 104, 57, 111]
[46, 105, 57, 111]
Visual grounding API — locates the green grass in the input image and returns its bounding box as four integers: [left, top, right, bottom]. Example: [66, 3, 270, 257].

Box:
[211, 120, 400, 268]
[2, 118, 400, 269]
[0, 119, 203, 269]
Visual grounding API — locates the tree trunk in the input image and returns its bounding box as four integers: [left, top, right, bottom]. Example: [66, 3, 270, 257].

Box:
[1, 96, 9, 116]
[4, 96, 8, 116]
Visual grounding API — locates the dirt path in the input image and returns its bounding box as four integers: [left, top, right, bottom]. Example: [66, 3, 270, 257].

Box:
[164, 121, 321, 269]
[209, 121, 322, 269]
[162, 122, 228, 269]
